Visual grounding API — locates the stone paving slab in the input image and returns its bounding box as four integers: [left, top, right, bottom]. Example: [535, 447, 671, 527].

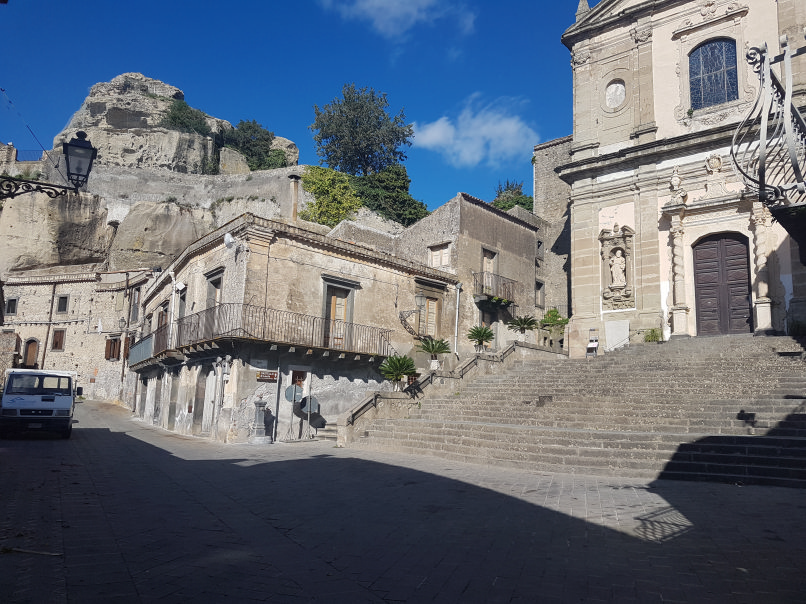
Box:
[0, 400, 804, 602]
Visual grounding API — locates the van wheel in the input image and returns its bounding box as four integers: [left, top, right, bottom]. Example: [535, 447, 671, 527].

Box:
[61, 425, 72, 439]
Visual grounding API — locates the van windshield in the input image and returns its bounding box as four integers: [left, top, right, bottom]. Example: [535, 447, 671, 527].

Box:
[6, 374, 73, 396]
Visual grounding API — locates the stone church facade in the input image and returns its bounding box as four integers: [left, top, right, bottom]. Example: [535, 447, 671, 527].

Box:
[546, 0, 806, 357]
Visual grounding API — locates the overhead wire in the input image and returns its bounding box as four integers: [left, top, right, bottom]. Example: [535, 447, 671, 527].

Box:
[1, 87, 70, 186]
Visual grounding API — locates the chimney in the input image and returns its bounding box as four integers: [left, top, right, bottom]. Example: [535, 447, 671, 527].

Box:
[288, 174, 301, 222]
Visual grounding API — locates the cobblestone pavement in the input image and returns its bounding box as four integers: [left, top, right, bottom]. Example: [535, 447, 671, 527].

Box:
[0, 400, 804, 603]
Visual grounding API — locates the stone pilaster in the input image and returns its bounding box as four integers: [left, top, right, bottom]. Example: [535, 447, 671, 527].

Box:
[751, 203, 774, 334]
[669, 221, 690, 336]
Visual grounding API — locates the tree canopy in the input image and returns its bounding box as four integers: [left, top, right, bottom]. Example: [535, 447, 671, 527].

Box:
[491, 179, 533, 212]
[310, 83, 414, 177]
[223, 120, 285, 171]
[299, 166, 362, 228]
[350, 164, 428, 226]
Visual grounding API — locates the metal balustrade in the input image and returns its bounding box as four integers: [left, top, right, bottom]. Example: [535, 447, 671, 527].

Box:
[173, 303, 393, 357]
[128, 334, 154, 366]
[472, 271, 518, 302]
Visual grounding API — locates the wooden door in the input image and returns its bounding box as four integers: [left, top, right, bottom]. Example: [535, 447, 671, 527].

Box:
[324, 286, 349, 348]
[23, 340, 38, 368]
[694, 233, 753, 335]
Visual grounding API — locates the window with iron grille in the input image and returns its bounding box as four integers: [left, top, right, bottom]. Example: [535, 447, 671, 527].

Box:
[4, 297, 18, 316]
[689, 39, 738, 111]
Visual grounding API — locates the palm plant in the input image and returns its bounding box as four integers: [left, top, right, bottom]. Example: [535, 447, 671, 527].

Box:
[416, 337, 451, 359]
[467, 325, 494, 349]
[379, 355, 417, 390]
[507, 315, 538, 333]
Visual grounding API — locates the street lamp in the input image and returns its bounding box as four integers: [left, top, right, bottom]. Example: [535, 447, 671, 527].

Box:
[399, 290, 427, 339]
[63, 131, 97, 189]
[0, 131, 97, 200]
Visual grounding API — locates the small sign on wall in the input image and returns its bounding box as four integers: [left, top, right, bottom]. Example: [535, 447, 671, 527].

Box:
[256, 371, 278, 383]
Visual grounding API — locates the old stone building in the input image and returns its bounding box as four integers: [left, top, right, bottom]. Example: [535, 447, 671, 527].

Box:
[546, 0, 806, 357]
[334, 192, 551, 352]
[1, 269, 149, 400]
[126, 213, 461, 442]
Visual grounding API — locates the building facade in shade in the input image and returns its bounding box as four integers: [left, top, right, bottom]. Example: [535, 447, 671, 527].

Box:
[0, 270, 149, 400]
[553, 0, 806, 357]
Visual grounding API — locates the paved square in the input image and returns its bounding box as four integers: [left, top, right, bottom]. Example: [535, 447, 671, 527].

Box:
[0, 400, 803, 602]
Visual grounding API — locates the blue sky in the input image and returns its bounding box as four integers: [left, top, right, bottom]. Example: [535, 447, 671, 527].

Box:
[1, 1, 597, 210]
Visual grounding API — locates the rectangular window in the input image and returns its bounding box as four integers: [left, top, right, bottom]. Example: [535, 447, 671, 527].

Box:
[105, 337, 121, 361]
[419, 297, 439, 337]
[325, 285, 350, 348]
[56, 295, 69, 314]
[429, 243, 450, 268]
[4, 298, 18, 316]
[535, 280, 545, 308]
[52, 329, 66, 351]
[129, 287, 140, 323]
[207, 270, 224, 308]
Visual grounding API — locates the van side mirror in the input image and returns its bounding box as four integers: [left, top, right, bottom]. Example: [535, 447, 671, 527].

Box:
[76, 387, 83, 396]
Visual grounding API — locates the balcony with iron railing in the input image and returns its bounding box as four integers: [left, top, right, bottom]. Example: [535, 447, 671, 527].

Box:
[128, 333, 154, 366]
[128, 303, 394, 367]
[472, 271, 518, 303]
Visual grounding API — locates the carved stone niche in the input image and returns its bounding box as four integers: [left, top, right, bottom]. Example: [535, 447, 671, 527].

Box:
[599, 224, 636, 310]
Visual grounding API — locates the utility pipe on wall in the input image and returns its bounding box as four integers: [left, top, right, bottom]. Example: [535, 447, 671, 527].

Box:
[454, 282, 463, 356]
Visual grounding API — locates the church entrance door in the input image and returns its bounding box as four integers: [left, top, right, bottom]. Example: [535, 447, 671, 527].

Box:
[693, 233, 753, 335]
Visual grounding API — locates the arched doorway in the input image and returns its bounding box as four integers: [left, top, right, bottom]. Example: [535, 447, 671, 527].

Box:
[22, 339, 39, 368]
[693, 233, 753, 335]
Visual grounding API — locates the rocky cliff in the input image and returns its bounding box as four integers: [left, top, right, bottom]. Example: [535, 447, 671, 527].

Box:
[0, 73, 396, 277]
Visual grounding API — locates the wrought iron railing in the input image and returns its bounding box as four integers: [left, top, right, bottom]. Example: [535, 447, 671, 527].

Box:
[128, 334, 154, 366]
[472, 271, 518, 302]
[175, 303, 393, 357]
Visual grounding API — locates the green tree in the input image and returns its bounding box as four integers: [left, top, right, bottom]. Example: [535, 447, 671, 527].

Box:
[351, 164, 428, 226]
[491, 179, 533, 212]
[223, 120, 283, 171]
[310, 83, 414, 176]
[161, 100, 211, 136]
[299, 166, 362, 227]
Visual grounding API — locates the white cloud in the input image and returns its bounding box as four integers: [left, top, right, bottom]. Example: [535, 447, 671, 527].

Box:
[413, 97, 539, 169]
[319, 0, 474, 39]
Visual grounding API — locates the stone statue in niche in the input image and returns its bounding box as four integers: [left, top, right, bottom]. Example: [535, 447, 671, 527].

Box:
[599, 223, 635, 311]
[610, 249, 627, 286]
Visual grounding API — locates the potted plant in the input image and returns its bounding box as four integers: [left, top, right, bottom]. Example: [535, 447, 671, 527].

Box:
[416, 336, 451, 370]
[539, 308, 569, 330]
[379, 355, 417, 391]
[467, 325, 494, 352]
[507, 315, 538, 340]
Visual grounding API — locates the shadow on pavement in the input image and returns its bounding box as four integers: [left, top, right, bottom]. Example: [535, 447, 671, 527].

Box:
[0, 405, 804, 603]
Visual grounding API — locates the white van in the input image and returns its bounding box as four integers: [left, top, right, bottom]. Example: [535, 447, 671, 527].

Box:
[0, 369, 82, 438]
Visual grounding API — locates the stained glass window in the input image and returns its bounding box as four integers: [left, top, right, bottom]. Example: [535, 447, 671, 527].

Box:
[689, 39, 739, 111]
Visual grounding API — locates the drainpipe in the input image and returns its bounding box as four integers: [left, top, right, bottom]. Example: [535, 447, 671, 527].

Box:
[169, 271, 177, 349]
[454, 282, 463, 357]
[40, 283, 57, 369]
[119, 272, 130, 401]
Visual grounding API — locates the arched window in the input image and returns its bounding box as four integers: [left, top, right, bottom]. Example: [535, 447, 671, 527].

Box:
[689, 38, 738, 111]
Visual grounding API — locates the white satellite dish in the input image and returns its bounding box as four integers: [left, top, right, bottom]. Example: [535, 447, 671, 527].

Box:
[223, 233, 236, 249]
[175, 281, 186, 291]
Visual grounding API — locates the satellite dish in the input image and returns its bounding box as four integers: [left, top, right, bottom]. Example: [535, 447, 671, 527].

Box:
[175, 281, 186, 291]
[224, 233, 236, 249]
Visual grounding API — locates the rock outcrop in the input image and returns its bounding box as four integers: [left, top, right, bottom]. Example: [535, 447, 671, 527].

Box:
[0, 190, 111, 274]
[108, 201, 213, 271]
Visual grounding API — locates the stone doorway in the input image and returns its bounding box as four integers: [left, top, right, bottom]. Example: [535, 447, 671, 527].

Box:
[693, 233, 753, 335]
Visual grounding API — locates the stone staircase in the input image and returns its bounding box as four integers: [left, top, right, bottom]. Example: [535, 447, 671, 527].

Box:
[350, 335, 806, 488]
